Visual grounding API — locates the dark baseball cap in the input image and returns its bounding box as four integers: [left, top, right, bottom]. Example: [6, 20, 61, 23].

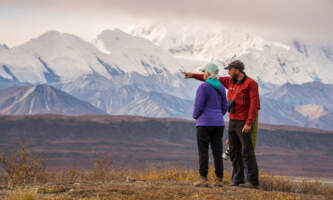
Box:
[224, 60, 245, 71]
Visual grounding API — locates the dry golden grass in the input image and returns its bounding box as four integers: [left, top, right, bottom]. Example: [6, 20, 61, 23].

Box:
[0, 145, 332, 199]
[6, 188, 38, 200]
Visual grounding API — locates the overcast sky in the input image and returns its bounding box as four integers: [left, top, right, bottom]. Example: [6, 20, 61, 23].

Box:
[1, 0, 332, 47]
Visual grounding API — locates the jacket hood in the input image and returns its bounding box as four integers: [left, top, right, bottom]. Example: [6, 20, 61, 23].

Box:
[206, 78, 222, 90]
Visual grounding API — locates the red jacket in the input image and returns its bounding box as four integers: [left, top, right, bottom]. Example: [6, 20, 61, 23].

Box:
[192, 74, 260, 126]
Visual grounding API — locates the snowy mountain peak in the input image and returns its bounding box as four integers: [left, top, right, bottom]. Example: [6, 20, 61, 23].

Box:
[94, 28, 157, 54]
[8, 30, 118, 82]
[99, 28, 133, 40]
[13, 30, 76, 52]
[14, 30, 89, 52]
[39, 30, 63, 38]
[93, 29, 185, 75]
[97, 28, 164, 51]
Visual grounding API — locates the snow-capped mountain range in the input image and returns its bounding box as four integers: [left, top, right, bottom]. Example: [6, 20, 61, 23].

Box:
[0, 23, 333, 129]
[127, 24, 333, 85]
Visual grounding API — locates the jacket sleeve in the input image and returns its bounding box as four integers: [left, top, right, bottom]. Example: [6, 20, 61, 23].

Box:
[221, 87, 228, 116]
[192, 84, 206, 119]
[192, 73, 205, 82]
[246, 81, 260, 126]
[219, 77, 232, 89]
[192, 73, 231, 89]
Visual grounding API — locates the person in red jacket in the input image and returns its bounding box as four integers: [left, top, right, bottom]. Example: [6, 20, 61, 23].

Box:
[182, 60, 260, 188]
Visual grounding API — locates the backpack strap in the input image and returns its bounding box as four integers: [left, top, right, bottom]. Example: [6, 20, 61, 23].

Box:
[215, 88, 223, 98]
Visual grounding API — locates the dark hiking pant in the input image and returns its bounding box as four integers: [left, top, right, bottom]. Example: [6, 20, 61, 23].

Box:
[196, 126, 224, 179]
[228, 120, 259, 186]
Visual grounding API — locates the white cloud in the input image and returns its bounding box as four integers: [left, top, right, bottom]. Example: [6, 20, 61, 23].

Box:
[1, 0, 332, 46]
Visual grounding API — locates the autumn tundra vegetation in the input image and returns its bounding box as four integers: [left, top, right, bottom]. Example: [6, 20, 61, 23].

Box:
[0, 144, 331, 200]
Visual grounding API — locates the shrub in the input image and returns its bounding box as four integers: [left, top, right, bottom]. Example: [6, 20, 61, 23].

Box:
[0, 143, 46, 186]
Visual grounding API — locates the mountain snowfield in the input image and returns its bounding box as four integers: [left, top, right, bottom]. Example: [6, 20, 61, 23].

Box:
[0, 23, 333, 129]
[1, 30, 190, 84]
[127, 23, 333, 85]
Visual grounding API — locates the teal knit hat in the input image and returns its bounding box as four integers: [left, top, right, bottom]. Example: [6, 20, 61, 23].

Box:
[200, 63, 219, 74]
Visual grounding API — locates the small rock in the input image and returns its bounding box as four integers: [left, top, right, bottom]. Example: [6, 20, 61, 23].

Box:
[126, 176, 136, 183]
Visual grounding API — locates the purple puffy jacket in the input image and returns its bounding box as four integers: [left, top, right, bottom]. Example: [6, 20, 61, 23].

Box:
[192, 82, 228, 127]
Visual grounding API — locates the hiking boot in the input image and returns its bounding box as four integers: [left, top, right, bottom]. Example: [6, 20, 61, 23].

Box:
[194, 176, 209, 187]
[230, 182, 244, 187]
[213, 177, 223, 188]
[239, 182, 259, 189]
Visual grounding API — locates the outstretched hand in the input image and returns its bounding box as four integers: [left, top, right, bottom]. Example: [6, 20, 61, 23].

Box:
[181, 72, 193, 79]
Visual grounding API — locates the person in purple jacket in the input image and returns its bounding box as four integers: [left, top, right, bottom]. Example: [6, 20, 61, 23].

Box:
[192, 63, 228, 187]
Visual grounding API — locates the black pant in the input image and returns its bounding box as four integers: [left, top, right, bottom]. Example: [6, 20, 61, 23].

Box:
[228, 120, 259, 185]
[196, 126, 224, 179]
